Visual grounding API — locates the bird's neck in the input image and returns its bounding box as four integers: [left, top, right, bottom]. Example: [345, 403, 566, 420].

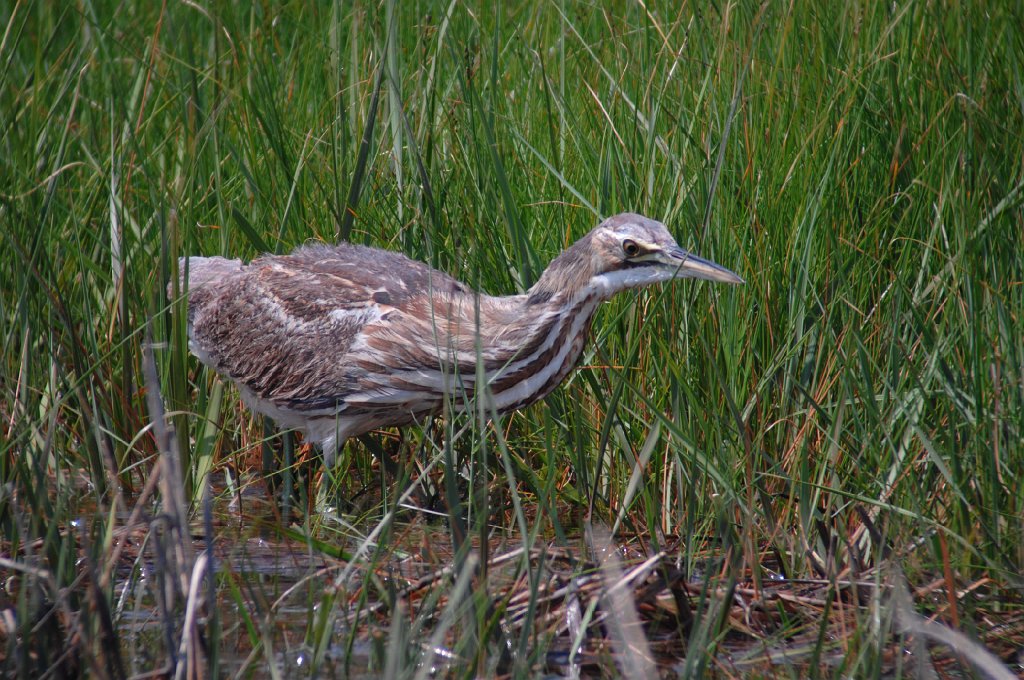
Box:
[470, 288, 603, 412]
[442, 237, 617, 411]
[526, 234, 599, 304]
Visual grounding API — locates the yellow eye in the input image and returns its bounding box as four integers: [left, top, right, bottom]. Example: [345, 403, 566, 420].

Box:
[622, 239, 640, 257]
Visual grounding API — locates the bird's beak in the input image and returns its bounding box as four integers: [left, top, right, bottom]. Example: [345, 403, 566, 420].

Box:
[664, 246, 744, 284]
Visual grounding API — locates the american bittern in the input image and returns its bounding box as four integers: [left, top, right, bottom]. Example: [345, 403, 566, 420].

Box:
[178, 213, 742, 465]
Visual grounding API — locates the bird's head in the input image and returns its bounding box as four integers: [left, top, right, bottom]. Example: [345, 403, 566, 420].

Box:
[530, 213, 743, 301]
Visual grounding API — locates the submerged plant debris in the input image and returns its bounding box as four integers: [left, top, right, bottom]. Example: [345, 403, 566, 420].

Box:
[6, 466, 1022, 678]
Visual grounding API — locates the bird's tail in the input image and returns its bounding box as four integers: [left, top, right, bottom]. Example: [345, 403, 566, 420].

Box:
[169, 256, 242, 298]
[168, 257, 243, 330]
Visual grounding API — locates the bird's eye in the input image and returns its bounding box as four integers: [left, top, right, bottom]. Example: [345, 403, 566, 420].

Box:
[622, 239, 640, 257]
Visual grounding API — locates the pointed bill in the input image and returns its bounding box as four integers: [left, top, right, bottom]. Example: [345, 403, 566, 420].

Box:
[666, 247, 745, 284]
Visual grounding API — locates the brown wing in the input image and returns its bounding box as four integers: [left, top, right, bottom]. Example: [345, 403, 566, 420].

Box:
[185, 243, 467, 409]
[280, 242, 472, 304]
[184, 242, 564, 417]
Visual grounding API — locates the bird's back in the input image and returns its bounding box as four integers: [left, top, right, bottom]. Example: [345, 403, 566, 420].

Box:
[179, 244, 479, 419]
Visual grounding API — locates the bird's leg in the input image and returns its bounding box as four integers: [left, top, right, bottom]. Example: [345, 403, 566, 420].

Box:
[316, 452, 348, 514]
[260, 416, 277, 481]
[260, 416, 292, 513]
[257, 417, 314, 520]
[357, 434, 398, 478]
[277, 433, 320, 519]
[410, 419, 441, 510]
[392, 419, 447, 512]
[281, 430, 295, 520]
[352, 423, 440, 513]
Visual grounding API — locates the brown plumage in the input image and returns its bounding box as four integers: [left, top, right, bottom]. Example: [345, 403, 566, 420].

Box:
[177, 213, 742, 464]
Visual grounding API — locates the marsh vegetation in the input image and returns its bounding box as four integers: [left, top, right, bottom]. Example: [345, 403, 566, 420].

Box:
[1, 1, 1022, 677]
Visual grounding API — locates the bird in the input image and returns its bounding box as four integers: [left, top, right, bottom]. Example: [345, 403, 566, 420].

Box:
[176, 213, 743, 466]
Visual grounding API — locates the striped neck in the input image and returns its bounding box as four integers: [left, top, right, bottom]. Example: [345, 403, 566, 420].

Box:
[527, 233, 598, 302]
[481, 290, 602, 413]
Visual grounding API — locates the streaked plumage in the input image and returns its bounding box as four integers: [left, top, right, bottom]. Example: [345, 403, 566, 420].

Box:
[177, 213, 742, 464]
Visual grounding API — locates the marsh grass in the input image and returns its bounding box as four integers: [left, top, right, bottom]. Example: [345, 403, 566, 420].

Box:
[2, 1, 1023, 677]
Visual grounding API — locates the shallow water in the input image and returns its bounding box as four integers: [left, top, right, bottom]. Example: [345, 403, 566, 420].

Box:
[96, 469, 989, 679]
